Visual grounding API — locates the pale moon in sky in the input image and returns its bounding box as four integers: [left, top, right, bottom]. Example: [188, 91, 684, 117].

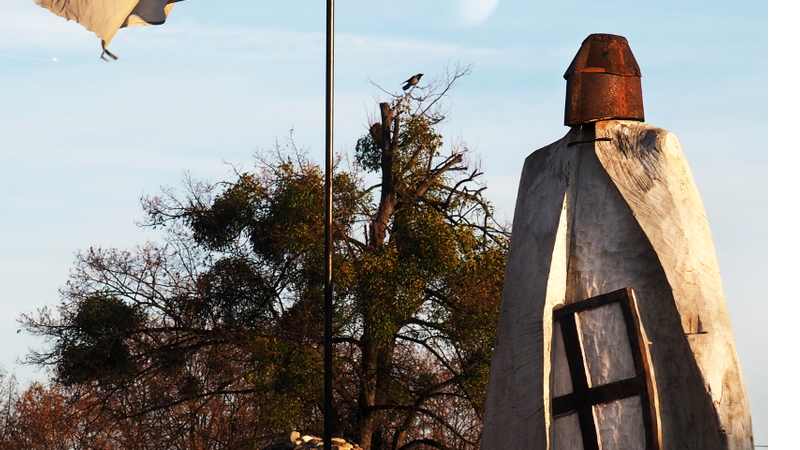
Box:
[453, 0, 500, 28]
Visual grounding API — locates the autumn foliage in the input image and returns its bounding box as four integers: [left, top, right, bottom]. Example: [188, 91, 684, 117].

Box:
[13, 68, 508, 450]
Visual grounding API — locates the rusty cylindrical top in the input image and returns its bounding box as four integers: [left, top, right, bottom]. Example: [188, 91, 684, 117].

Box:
[564, 33, 644, 126]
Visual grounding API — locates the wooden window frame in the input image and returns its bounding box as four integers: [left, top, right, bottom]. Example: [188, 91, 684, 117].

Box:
[551, 287, 660, 450]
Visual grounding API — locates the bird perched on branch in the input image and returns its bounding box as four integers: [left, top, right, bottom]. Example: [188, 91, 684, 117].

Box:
[402, 73, 423, 90]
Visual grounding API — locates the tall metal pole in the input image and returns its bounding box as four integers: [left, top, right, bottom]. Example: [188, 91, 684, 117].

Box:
[323, 0, 334, 448]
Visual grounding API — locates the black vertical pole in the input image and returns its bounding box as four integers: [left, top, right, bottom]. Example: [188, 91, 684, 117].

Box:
[323, 0, 334, 448]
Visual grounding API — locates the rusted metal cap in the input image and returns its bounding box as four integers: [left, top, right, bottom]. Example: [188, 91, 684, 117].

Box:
[564, 34, 644, 126]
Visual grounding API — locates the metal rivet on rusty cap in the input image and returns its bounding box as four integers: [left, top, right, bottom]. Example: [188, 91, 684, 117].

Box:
[564, 33, 645, 126]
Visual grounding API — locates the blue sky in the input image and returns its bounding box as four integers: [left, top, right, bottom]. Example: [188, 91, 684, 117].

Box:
[1, 0, 770, 445]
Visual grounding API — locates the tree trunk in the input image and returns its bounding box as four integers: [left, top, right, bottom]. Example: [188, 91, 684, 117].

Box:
[370, 102, 398, 249]
[357, 335, 396, 450]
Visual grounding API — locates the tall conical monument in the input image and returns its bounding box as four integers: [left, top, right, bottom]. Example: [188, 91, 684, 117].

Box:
[482, 34, 753, 450]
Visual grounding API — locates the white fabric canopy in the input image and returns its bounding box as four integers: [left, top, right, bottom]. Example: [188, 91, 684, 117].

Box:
[34, 0, 182, 59]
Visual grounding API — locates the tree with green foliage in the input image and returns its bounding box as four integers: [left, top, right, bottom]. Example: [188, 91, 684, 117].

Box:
[22, 67, 508, 450]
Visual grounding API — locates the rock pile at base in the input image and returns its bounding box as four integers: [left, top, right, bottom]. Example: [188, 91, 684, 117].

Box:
[266, 431, 362, 450]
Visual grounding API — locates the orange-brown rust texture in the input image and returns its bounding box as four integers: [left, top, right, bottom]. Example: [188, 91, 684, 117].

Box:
[564, 34, 645, 126]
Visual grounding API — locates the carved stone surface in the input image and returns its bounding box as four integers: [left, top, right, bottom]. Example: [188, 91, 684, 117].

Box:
[482, 120, 752, 450]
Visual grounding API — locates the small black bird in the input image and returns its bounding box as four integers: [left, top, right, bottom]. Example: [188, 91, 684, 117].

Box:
[402, 73, 423, 90]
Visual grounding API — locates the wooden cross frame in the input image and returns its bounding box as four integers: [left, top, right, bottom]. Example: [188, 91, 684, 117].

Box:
[551, 287, 660, 450]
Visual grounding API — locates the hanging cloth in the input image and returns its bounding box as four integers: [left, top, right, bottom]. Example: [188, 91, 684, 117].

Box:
[34, 0, 182, 60]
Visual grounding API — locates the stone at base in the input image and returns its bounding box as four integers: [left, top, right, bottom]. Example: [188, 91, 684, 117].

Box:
[265, 431, 362, 450]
